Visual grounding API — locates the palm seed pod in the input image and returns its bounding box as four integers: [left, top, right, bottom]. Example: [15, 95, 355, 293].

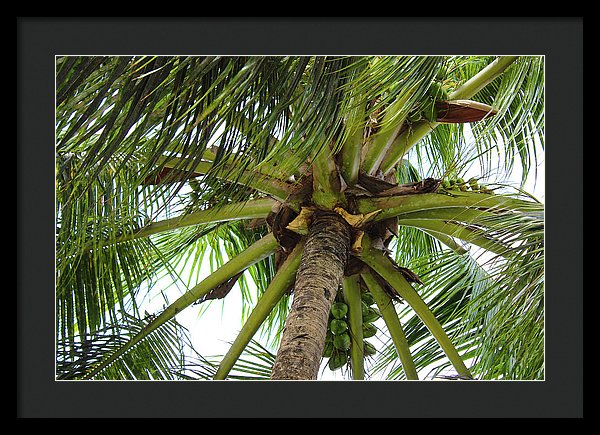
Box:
[333, 333, 351, 351]
[328, 351, 348, 371]
[364, 341, 377, 356]
[363, 322, 378, 338]
[363, 306, 382, 323]
[330, 319, 349, 335]
[331, 302, 349, 319]
[361, 292, 376, 306]
[322, 341, 334, 358]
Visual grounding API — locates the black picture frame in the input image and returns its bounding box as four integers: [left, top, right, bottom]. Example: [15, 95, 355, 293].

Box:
[17, 17, 583, 418]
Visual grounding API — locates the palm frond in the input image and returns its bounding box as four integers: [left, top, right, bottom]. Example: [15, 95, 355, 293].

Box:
[56, 152, 169, 341]
[57, 311, 195, 380]
[461, 212, 544, 379]
[56, 56, 391, 211]
[411, 122, 473, 180]
[56, 143, 280, 345]
[391, 226, 443, 266]
[370, 250, 486, 379]
[378, 55, 542, 183]
[148, 219, 275, 322]
[373, 200, 544, 379]
[183, 339, 277, 381]
[357, 56, 444, 174]
[142, 212, 293, 351]
[79, 232, 279, 380]
[446, 55, 545, 184]
[225, 339, 277, 380]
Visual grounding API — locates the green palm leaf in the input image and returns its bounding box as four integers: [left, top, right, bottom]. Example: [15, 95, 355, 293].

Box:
[57, 311, 196, 380]
[371, 251, 488, 379]
[373, 200, 544, 379]
[469, 56, 545, 184]
[181, 339, 277, 381]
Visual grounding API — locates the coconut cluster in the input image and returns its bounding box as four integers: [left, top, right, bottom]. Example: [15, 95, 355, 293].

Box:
[323, 291, 381, 371]
[441, 177, 495, 194]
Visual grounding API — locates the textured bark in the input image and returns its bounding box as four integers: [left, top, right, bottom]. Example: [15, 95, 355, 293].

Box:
[270, 210, 352, 380]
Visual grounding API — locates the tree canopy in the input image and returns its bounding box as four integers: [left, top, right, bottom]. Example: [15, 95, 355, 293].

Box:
[55, 55, 544, 380]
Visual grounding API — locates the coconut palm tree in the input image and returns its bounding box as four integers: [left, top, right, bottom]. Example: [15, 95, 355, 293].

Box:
[55, 55, 544, 381]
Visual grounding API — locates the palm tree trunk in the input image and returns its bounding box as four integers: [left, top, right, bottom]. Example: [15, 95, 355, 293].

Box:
[270, 210, 352, 380]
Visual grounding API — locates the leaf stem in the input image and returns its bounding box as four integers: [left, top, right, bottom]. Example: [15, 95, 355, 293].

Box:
[341, 275, 364, 380]
[360, 89, 415, 175]
[339, 100, 366, 185]
[85, 198, 277, 250]
[397, 218, 513, 258]
[419, 229, 469, 254]
[311, 143, 344, 209]
[379, 56, 519, 174]
[361, 271, 419, 380]
[82, 232, 279, 379]
[393, 206, 497, 223]
[158, 156, 295, 203]
[357, 191, 536, 221]
[358, 234, 472, 379]
[213, 240, 305, 380]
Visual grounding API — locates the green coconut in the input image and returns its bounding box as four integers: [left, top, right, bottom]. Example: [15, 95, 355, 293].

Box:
[363, 306, 382, 324]
[331, 302, 349, 320]
[361, 292, 376, 306]
[322, 341, 334, 358]
[364, 341, 377, 356]
[362, 322, 378, 338]
[361, 301, 371, 317]
[330, 319, 348, 335]
[468, 177, 479, 191]
[325, 329, 333, 342]
[328, 351, 348, 371]
[333, 333, 351, 351]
